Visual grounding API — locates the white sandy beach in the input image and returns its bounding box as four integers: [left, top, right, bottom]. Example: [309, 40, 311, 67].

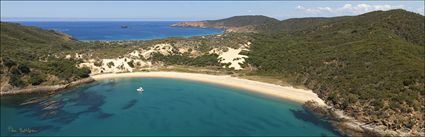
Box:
[91, 72, 326, 106]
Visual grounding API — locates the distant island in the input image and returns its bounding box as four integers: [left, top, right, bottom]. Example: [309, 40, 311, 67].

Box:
[1, 9, 424, 136]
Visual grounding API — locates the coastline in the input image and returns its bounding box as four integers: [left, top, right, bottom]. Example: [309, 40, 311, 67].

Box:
[89, 71, 424, 136]
[1, 71, 326, 106]
[90, 71, 327, 106]
[303, 101, 425, 137]
[0, 77, 95, 96]
[1, 71, 420, 136]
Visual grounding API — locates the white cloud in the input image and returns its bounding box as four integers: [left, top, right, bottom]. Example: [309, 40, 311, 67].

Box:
[296, 3, 406, 15]
[417, 8, 424, 15]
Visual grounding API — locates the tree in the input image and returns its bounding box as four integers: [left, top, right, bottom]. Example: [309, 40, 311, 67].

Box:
[76, 67, 91, 78]
[107, 62, 114, 68]
[127, 60, 135, 68]
[2, 57, 16, 68]
[29, 72, 45, 85]
[18, 64, 30, 74]
[9, 74, 24, 87]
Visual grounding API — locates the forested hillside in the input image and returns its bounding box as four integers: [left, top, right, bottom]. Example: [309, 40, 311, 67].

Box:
[206, 15, 279, 28]
[257, 9, 424, 45]
[172, 15, 279, 32]
[0, 22, 249, 91]
[0, 22, 91, 91]
[1, 9, 423, 135]
[244, 9, 424, 133]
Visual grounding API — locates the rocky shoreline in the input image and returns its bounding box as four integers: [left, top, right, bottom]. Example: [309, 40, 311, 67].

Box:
[0, 77, 95, 96]
[303, 101, 424, 137]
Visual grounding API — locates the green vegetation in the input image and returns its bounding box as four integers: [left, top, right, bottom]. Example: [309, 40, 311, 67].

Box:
[243, 9, 424, 131]
[0, 22, 248, 91]
[151, 53, 222, 67]
[257, 9, 424, 46]
[28, 72, 45, 85]
[107, 62, 115, 68]
[45, 58, 91, 80]
[144, 32, 251, 50]
[208, 15, 279, 27]
[0, 22, 91, 88]
[127, 60, 135, 68]
[1, 9, 423, 133]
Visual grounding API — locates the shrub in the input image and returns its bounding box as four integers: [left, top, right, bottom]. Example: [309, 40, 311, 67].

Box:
[18, 64, 31, 74]
[10, 67, 21, 75]
[2, 58, 16, 68]
[9, 75, 24, 87]
[29, 72, 45, 85]
[127, 60, 135, 68]
[107, 62, 114, 68]
[76, 67, 91, 78]
[94, 61, 102, 67]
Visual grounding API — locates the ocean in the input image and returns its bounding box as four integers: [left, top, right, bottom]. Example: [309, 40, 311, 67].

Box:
[17, 21, 224, 41]
[0, 78, 341, 136]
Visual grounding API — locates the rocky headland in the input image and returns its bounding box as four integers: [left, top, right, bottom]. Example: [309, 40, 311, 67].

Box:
[303, 101, 425, 137]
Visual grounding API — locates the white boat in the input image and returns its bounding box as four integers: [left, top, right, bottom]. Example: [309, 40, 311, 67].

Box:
[137, 87, 144, 92]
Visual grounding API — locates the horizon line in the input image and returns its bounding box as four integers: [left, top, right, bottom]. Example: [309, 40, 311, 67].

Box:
[0, 17, 209, 22]
[0, 15, 296, 22]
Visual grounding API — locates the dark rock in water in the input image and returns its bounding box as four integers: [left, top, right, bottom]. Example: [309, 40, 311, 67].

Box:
[51, 111, 79, 124]
[301, 101, 350, 137]
[121, 25, 128, 28]
[97, 112, 114, 119]
[102, 80, 118, 89]
[122, 99, 138, 110]
[290, 108, 341, 137]
[41, 110, 59, 118]
[20, 96, 50, 106]
[72, 91, 106, 111]
[302, 101, 332, 119]
[19, 91, 107, 125]
[290, 109, 323, 126]
[41, 100, 64, 111]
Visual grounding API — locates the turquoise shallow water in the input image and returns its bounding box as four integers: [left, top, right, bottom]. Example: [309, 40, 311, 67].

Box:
[1, 78, 340, 136]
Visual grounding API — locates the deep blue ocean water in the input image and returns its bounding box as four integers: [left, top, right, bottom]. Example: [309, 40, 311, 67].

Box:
[17, 21, 224, 41]
[0, 78, 341, 136]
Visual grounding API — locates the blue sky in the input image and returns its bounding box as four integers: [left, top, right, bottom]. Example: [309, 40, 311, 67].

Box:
[1, 1, 424, 21]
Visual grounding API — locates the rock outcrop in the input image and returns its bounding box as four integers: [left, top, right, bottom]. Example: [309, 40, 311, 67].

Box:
[303, 101, 425, 137]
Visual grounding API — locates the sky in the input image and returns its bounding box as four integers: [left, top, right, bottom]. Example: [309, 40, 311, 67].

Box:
[1, 1, 424, 21]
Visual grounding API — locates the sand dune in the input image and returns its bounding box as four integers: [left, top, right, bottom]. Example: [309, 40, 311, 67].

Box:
[91, 72, 326, 106]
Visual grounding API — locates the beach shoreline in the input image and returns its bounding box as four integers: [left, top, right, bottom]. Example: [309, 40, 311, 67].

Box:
[0, 78, 95, 96]
[1, 71, 326, 106]
[90, 71, 327, 106]
[2, 71, 421, 136]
